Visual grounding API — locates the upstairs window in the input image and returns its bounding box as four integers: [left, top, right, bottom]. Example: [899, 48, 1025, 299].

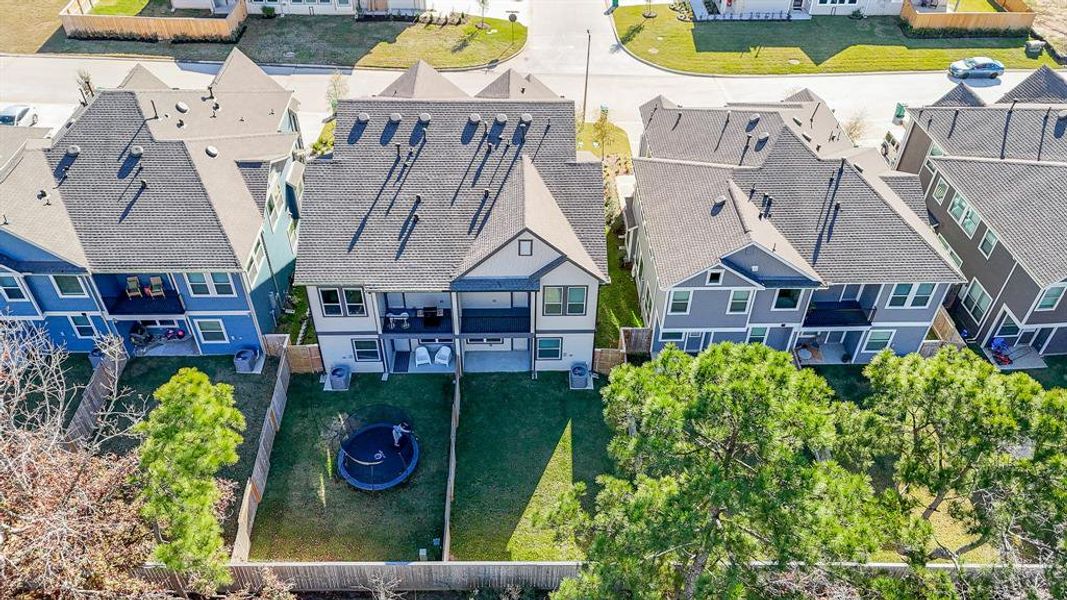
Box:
[0, 275, 27, 301]
[728, 290, 752, 314]
[888, 283, 936, 308]
[543, 286, 586, 316]
[319, 288, 343, 316]
[938, 235, 963, 268]
[52, 275, 86, 297]
[668, 290, 691, 315]
[948, 192, 981, 237]
[344, 288, 367, 316]
[1036, 285, 1065, 311]
[773, 288, 802, 310]
[246, 239, 266, 283]
[931, 180, 949, 204]
[518, 239, 533, 256]
[288, 219, 299, 251]
[978, 229, 998, 259]
[705, 270, 723, 286]
[187, 273, 235, 297]
[961, 279, 992, 322]
[265, 186, 283, 230]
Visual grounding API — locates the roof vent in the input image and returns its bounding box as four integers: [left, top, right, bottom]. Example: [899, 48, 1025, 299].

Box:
[520, 113, 533, 124]
[37, 190, 50, 205]
[389, 112, 403, 124]
[713, 195, 727, 210]
[175, 101, 189, 114]
[177, 119, 185, 129]
[495, 113, 508, 125]
[130, 145, 144, 158]
[469, 113, 482, 124]
[792, 116, 802, 126]
[418, 112, 431, 124]
[205, 145, 219, 158]
[66, 145, 80, 157]
[1058, 109, 1067, 121]
[748, 113, 761, 125]
[212, 101, 221, 111]
[139, 179, 148, 190]
[757, 132, 770, 144]
[801, 132, 812, 142]
[357, 112, 370, 123]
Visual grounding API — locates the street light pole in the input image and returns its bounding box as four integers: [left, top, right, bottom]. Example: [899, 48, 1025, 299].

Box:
[581, 29, 591, 129]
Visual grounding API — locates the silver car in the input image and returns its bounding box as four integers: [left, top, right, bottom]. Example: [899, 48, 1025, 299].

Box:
[948, 57, 1005, 79]
[0, 105, 39, 127]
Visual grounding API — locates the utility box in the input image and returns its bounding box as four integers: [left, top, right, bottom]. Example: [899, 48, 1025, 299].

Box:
[329, 364, 352, 391]
[569, 362, 590, 390]
[234, 348, 258, 373]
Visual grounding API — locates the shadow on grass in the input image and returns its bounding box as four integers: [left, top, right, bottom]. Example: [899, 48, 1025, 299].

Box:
[619, 21, 645, 45]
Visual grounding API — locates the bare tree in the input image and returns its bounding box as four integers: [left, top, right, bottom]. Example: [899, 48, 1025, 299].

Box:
[842, 110, 868, 144]
[0, 324, 154, 598]
[325, 70, 349, 113]
[361, 571, 407, 600]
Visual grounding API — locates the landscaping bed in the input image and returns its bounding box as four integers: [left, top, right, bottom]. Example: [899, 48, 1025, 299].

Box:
[449, 373, 613, 561]
[249, 374, 452, 561]
[612, 7, 1056, 74]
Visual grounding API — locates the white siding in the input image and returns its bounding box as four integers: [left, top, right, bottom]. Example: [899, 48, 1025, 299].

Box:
[318, 335, 385, 374]
[537, 261, 600, 333]
[466, 235, 562, 278]
[534, 333, 594, 371]
[307, 285, 379, 333]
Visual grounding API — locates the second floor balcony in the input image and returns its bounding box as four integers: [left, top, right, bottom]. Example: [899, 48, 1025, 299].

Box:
[803, 301, 875, 328]
[461, 307, 531, 334]
[100, 274, 185, 316]
[381, 307, 453, 335]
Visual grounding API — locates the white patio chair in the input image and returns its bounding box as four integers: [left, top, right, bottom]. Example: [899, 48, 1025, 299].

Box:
[434, 345, 452, 366]
[414, 346, 432, 367]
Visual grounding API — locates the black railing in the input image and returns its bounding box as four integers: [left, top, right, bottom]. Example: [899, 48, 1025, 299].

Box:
[803, 301, 875, 328]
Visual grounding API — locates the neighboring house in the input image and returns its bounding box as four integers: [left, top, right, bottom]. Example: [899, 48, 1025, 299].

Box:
[176, 0, 446, 16]
[627, 91, 963, 365]
[295, 63, 606, 376]
[0, 50, 304, 360]
[707, 0, 903, 18]
[892, 66, 1067, 363]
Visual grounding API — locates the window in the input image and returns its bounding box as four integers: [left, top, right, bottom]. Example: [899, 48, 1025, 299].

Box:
[978, 229, 998, 259]
[888, 284, 912, 307]
[343, 288, 367, 316]
[948, 193, 981, 237]
[352, 339, 381, 362]
[186, 272, 235, 297]
[287, 219, 299, 251]
[773, 289, 802, 310]
[536, 337, 563, 360]
[518, 239, 533, 256]
[911, 283, 935, 308]
[668, 290, 691, 315]
[319, 288, 343, 316]
[938, 235, 963, 268]
[68, 315, 95, 339]
[888, 283, 935, 308]
[996, 315, 1021, 337]
[194, 319, 227, 344]
[52, 275, 86, 297]
[187, 273, 211, 296]
[961, 279, 992, 322]
[747, 327, 768, 344]
[543, 286, 586, 316]
[660, 330, 684, 343]
[468, 337, 504, 345]
[139, 319, 177, 328]
[1036, 286, 1065, 311]
[863, 330, 894, 353]
[211, 272, 235, 296]
[246, 239, 265, 283]
[0, 275, 27, 301]
[931, 180, 949, 204]
[728, 290, 752, 314]
[706, 270, 723, 286]
[265, 187, 282, 230]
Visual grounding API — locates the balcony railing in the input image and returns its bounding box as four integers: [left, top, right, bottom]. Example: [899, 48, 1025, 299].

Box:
[104, 294, 185, 316]
[381, 308, 453, 335]
[803, 301, 875, 328]
[460, 308, 531, 334]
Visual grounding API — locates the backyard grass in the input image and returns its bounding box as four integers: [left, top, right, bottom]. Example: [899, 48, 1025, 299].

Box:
[449, 373, 614, 561]
[275, 285, 317, 344]
[18, 353, 96, 427]
[596, 221, 643, 348]
[89, 0, 204, 17]
[950, 0, 1004, 12]
[24, 13, 526, 68]
[1026, 355, 1067, 390]
[249, 374, 452, 561]
[612, 7, 1056, 74]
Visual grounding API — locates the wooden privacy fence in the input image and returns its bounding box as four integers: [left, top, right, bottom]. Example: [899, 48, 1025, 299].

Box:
[66, 351, 127, 441]
[900, 0, 1035, 31]
[442, 377, 461, 560]
[231, 337, 292, 561]
[287, 343, 323, 374]
[60, 0, 247, 41]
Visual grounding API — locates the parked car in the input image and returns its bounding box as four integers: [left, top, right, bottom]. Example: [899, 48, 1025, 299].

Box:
[948, 57, 1005, 79]
[0, 105, 39, 127]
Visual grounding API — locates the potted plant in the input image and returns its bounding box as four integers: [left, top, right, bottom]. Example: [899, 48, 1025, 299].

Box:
[262, 6, 276, 18]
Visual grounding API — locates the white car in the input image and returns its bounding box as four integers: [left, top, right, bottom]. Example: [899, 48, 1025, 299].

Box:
[0, 105, 39, 127]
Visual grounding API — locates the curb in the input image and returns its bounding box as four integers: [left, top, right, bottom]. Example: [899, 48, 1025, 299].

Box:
[602, 3, 1058, 79]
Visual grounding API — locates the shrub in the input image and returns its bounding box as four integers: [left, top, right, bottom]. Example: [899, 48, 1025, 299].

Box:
[262, 6, 276, 18]
[898, 19, 1030, 38]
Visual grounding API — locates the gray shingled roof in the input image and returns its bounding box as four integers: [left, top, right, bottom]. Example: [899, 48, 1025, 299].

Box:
[996, 66, 1067, 104]
[907, 105, 1067, 162]
[476, 70, 558, 100]
[931, 82, 986, 108]
[931, 157, 1067, 288]
[879, 172, 931, 224]
[295, 79, 605, 290]
[377, 60, 467, 99]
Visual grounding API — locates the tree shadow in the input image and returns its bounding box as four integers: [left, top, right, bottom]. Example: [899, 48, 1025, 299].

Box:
[619, 21, 646, 45]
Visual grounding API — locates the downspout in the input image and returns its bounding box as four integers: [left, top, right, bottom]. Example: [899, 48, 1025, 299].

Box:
[530, 290, 537, 380]
[451, 291, 462, 378]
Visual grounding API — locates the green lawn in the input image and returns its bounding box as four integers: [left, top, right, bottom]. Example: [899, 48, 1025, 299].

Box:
[89, 0, 204, 17]
[450, 373, 613, 561]
[250, 374, 452, 561]
[950, 0, 1004, 12]
[612, 7, 1055, 74]
[1026, 355, 1067, 390]
[577, 120, 632, 161]
[274, 286, 317, 345]
[596, 221, 643, 349]
[29, 14, 525, 68]
[18, 353, 95, 428]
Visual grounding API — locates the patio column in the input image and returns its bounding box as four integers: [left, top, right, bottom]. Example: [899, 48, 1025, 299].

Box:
[450, 291, 462, 377]
[529, 290, 537, 379]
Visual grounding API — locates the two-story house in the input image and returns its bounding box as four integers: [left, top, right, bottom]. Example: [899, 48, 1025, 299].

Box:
[295, 63, 606, 376]
[892, 66, 1067, 365]
[0, 50, 304, 360]
[627, 91, 963, 364]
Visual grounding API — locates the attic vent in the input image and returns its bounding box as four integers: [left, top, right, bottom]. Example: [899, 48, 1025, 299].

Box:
[66, 145, 81, 157]
[205, 145, 219, 158]
[418, 112, 431, 124]
[177, 119, 185, 129]
[792, 116, 802, 126]
[712, 195, 727, 211]
[175, 101, 189, 114]
[1058, 109, 1067, 121]
[130, 145, 144, 158]
[801, 132, 812, 142]
[495, 113, 508, 125]
[757, 132, 770, 144]
[37, 190, 50, 204]
[520, 113, 533, 125]
[748, 113, 761, 125]
[469, 113, 482, 124]
[357, 112, 370, 123]
[389, 113, 403, 124]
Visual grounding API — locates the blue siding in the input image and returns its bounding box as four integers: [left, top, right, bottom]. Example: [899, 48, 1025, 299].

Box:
[24, 275, 97, 313]
[42, 314, 108, 353]
[189, 314, 261, 355]
[245, 168, 298, 339]
[174, 272, 250, 312]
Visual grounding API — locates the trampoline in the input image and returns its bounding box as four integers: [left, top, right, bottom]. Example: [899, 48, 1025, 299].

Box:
[338, 423, 419, 491]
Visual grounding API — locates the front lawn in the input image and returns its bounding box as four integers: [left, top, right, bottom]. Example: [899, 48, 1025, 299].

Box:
[249, 374, 452, 561]
[612, 7, 1056, 74]
[449, 373, 613, 561]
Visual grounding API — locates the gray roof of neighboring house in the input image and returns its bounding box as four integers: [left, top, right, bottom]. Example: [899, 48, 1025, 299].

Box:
[117, 64, 169, 91]
[931, 82, 987, 108]
[906, 104, 1067, 162]
[295, 66, 605, 290]
[377, 60, 468, 99]
[879, 172, 932, 225]
[996, 65, 1067, 104]
[475, 70, 558, 100]
[931, 156, 1067, 288]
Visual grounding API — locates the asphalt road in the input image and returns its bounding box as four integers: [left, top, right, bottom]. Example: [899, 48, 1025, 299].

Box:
[0, 0, 1035, 149]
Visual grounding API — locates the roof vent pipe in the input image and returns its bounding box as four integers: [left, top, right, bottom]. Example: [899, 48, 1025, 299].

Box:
[469, 113, 481, 124]
[130, 145, 144, 158]
[495, 113, 508, 125]
[748, 113, 761, 125]
[520, 113, 533, 124]
[176, 101, 189, 114]
[418, 112, 431, 124]
[389, 113, 403, 124]
[357, 112, 370, 123]
[414, 194, 422, 207]
[205, 146, 219, 158]
[66, 145, 80, 156]
[1058, 109, 1067, 121]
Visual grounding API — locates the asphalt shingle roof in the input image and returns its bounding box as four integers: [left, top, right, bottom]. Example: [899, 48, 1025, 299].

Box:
[907, 105, 1067, 162]
[931, 82, 987, 108]
[996, 65, 1067, 104]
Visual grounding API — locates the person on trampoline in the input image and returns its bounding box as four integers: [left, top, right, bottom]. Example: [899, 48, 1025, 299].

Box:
[392, 421, 412, 447]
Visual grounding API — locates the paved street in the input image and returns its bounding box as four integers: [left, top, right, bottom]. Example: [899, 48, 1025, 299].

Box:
[0, 0, 1037, 148]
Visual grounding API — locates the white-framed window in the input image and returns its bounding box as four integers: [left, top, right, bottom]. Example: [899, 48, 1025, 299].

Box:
[343, 288, 367, 316]
[887, 283, 936, 308]
[287, 219, 299, 252]
[194, 319, 228, 344]
[996, 315, 1021, 338]
[706, 269, 723, 286]
[468, 337, 505, 345]
[668, 290, 692, 315]
[0, 275, 28, 301]
[863, 330, 895, 353]
[518, 239, 533, 256]
[660, 330, 684, 343]
[978, 229, 998, 259]
[747, 326, 768, 344]
[948, 192, 981, 237]
[773, 288, 802, 310]
[51, 275, 87, 298]
[139, 319, 178, 328]
[352, 339, 381, 362]
[1036, 285, 1065, 312]
[265, 186, 283, 230]
[536, 337, 563, 360]
[961, 279, 992, 323]
[68, 314, 95, 339]
[937, 234, 963, 268]
[246, 239, 266, 283]
[319, 288, 343, 316]
[931, 179, 949, 204]
[728, 290, 752, 314]
[186, 272, 235, 297]
[543, 286, 586, 316]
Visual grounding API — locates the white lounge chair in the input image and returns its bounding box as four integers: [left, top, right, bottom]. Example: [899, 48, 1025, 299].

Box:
[414, 346, 432, 367]
[434, 345, 452, 366]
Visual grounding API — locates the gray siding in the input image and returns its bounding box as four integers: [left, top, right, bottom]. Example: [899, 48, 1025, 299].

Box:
[896, 122, 932, 175]
[661, 288, 754, 330]
[871, 283, 950, 325]
[1045, 328, 1067, 355]
[852, 325, 930, 363]
[723, 245, 817, 284]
